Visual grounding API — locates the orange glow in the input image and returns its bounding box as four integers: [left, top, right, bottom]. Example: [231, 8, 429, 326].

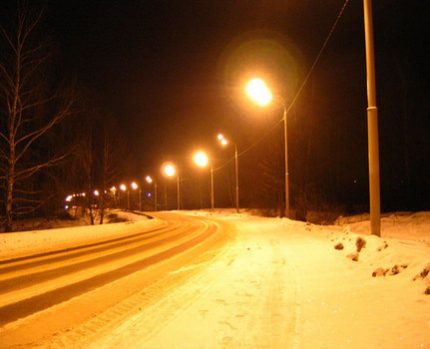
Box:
[162, 163, 176, 177]
[93, 190, 100, 196]
[145, 175, 153, 184]
[131, 181, 138, 190]
[193, 150, 209, 168]
[246, 78, 273, 107]
[110, 186, 117, 193]
[120, 184, 127, 191]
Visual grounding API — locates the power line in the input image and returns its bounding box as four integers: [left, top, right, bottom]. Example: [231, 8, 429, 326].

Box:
[215, 0, 351, 172]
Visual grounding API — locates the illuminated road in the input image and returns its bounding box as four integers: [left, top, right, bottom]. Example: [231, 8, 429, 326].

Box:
[0, 212, 229, 347]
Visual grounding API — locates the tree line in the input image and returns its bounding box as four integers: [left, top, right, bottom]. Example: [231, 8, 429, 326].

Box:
[0, 5, 130, 232]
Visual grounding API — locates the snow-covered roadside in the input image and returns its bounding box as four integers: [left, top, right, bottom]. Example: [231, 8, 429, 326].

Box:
[0, 211, 161, 260]
[82, 211, 429, 349]
[1, 210, 429, 348]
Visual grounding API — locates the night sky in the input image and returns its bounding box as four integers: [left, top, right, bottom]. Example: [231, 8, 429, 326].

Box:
[1, 0, 429, 213]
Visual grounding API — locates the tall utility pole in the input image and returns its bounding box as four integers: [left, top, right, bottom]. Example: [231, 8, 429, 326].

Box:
[283, 106, 290, 218]
[210, 166, 215, 210]
[234, 144, 240, 213]
[363, 0, 381, 236]
[176, 175, 181, 210]
[154, 182, 158, 211]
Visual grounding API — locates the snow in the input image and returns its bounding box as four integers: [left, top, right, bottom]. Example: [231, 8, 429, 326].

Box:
[0, 210, 160, 260]
[1, 210, 429, 348]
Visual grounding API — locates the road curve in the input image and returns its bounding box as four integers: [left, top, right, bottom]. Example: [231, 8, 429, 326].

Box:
[0, 212, 230, 347]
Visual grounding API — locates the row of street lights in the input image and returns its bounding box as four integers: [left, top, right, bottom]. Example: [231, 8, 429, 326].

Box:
[65, 78, 279, 214]
[159, 132, 239, 212]
[66, 46, 380, 235]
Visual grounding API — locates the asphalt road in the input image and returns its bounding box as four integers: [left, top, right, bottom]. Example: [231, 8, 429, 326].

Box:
[0, 212, 229, 347]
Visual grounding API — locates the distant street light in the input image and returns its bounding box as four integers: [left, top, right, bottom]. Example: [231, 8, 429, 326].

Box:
[146, 175, 158, 211]
[193, 150, 214, 210]
[162, 162, 180, 210]
[119, 183, 127, 210]
[246, 77, 290, 218]
[131, 181, 140, 211]
[110, 186, 118, 208]
[217, 133, 240, 213]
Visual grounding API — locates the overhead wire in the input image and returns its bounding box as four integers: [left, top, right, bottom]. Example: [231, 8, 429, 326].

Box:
[213, 0, 351, 172]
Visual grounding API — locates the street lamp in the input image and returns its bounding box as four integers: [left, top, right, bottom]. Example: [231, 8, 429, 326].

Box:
[245, 77, 290, 218]
[162, 162, 180, 210]
[245, 78, 273, 107]
[119, 183, 128, 210]
[110, 186, 118, 208]
[131, 181, 140, 211]
[193, 150, 214, 210]
[217, 133, 240, 213]
[145, 175, 158, 211]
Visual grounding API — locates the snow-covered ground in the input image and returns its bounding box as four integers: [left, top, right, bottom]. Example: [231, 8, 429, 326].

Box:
[0, 210, 159, 260]
[1, 210, 429, 348]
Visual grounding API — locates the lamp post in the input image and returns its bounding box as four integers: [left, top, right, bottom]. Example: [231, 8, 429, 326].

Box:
[110, 186, 117, 208]
[217, 133, 240, 213]
[131, 181, 139, 211]
[363, 0, 381, 237]
[162, 162, 180, 210]
[193, 150, 214, 210]
[145, 175, 158, 211]
[119, 183, 127, 210]
[245, 78, 290, 218]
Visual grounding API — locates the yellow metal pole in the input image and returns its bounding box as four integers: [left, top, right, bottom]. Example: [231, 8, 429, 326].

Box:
[283, 106, 290, 218]
[363, 0, 381, 236]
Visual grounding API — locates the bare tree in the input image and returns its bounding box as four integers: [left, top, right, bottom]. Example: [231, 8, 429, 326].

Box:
[99, 124, 125, 224]
[0, 6, 73, 231]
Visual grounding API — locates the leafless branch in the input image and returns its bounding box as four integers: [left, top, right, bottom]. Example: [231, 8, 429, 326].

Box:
[15, 107, 71, 163]
[0, 26, 17, 54]
[15, 152, 68, 181]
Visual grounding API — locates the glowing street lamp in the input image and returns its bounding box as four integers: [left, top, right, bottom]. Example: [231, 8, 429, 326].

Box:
[145, 175, 158, 211]
[193, 150, 209, 168]
[245, 78, 273, 107]
[130, 181, 140, 211]
[162, 162, 180, 210]
[145, 175, 153, 184]
[246, 77, 290, 218]
[217, 133, 240, 213]
[110, 186, 118, 208]
[193, 150, 214, 210]
[119, 183, 127, 210]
